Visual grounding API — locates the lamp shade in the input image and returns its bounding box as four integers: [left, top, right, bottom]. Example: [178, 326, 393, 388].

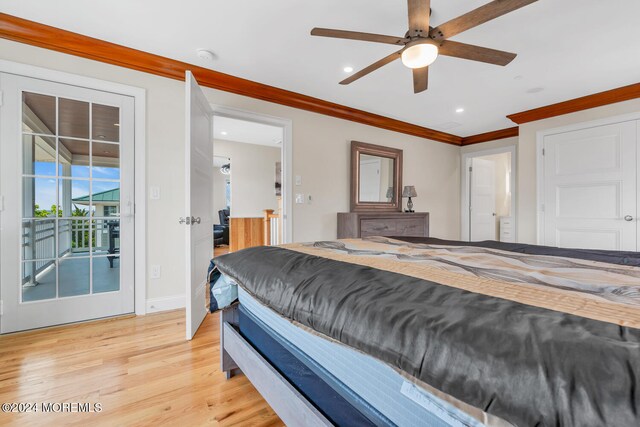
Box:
[385, 187, 394, 199]
[402, 185, 417, 198]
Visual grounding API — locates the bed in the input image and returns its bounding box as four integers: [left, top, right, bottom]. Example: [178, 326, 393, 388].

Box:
[213, 236, 640, 426]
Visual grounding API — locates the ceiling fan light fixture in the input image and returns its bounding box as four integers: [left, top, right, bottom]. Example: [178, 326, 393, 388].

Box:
[401, 42, 438, 69]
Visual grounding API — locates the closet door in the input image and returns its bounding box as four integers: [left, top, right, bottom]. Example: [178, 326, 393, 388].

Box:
[543, 121, 637, 251]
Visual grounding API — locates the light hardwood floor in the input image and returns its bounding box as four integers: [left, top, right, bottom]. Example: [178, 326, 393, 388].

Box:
[214, 245, 230, 257]
[0, 311, 283, 426]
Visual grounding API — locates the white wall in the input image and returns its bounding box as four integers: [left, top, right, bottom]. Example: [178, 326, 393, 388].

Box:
[212, 156, 229, 219]
[0, 39, 461, 303]
[214, 139, 280, 217]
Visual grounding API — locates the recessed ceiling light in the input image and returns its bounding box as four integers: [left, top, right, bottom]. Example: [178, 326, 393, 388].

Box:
[526, 87, 544, 94]
[514, 75, 524, 80]
[343, 66, 354, 73]
[220, 131, 228, 136]
[114, 123, 120, 127]
[455, 108, 465, 113]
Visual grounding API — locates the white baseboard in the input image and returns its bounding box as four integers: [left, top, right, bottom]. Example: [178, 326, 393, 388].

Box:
[146, 294, 185, 313]
[146, 281, 208, 314]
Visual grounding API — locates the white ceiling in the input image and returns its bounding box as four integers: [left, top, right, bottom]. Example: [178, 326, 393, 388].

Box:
[213, 116, 283, 147]
[4, 0, 640, 136]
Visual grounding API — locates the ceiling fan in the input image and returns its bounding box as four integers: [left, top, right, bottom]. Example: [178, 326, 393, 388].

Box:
[311, 0, 538, 93]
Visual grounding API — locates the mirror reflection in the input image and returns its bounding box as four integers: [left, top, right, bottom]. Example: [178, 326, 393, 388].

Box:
[358, 154, 395, 203]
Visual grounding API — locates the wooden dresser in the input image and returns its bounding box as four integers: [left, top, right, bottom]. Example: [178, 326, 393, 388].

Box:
[337, 212, 429, 239]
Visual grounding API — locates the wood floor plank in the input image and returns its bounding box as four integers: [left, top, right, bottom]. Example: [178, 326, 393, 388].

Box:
[0, 311, 283, 426]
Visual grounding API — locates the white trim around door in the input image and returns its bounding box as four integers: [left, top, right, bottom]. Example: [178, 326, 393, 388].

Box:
[210, 104, 293, 244]
[536, 111, 640, 246]
[0, 59, 147, 316]
[460, 145, 517, 242]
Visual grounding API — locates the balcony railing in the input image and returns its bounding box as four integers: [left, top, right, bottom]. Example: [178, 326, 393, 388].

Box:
[21, 219, 117, 285]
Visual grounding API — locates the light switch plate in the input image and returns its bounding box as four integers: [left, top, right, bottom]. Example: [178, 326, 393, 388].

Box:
[295, 175, 302, 186]
[149, 186, 161, 200]
[295, 193, 305, 204]
[151, 265, 161, 279]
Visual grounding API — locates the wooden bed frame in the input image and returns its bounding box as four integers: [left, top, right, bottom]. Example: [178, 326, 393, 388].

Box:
[220, 304, 332, 426]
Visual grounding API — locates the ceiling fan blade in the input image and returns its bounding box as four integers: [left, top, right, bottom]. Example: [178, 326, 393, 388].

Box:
[340, 50, 403, 85]
[439, 40, 516, 66]
[311, 28, 406, 45]
[412, 66, 429, 93]
[407, 0, 430, 34]
[430, 0, 538, 40]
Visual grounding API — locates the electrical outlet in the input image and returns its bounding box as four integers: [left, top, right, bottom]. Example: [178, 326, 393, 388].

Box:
[151, 265, 161, 279]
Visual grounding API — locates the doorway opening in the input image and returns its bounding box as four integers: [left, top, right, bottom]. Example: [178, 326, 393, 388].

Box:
[211, 107, 292, 256]
[461, 146, 516, 242]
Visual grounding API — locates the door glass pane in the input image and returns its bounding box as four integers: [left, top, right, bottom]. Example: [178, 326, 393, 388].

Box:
[58, 257, 90, 297]
[17, 90, 127, 311]
[23, 135, 56, 176]
[92, 142, 120, 179]
[93, 219, 119, 255]
[90, 181, 119, 217]
[58, 219, 72, 257]
[68, 218, 91, 254]
[93, 256, 119, 294]
[22, 219, 57, 261]
[59, 179, 91, 217]
[23, 177, 58, 218]
[59, 139, 90, 178]
[92, 104, 120, 143]
[22, 92, 56, 135]
[22, 261, 57, 302]
[58, 98, 89, 139]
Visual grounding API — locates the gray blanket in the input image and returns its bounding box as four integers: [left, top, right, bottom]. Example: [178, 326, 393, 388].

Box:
[215, 240, 640, 426]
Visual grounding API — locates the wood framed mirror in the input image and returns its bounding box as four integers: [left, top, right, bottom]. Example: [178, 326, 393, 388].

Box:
[350, 141, 403, 212]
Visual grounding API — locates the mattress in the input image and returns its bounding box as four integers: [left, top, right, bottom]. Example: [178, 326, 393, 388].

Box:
[238, 286, 483, 427]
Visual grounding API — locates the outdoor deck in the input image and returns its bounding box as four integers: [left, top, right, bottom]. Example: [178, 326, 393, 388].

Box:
[22, 253, 119, 302]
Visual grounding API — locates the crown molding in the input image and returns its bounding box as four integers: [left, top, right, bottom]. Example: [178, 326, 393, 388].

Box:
[0, 13, 462, 145]
[461, 126, 519, 146]
[6, 13, 639, 148]
[507, 82, 640, 125]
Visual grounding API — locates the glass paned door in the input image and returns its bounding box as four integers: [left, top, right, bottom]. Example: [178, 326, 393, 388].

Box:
[1, 73, 134, 333]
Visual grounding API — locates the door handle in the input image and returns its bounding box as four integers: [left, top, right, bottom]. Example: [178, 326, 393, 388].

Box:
[190, 216, 201, 225]
[624, 215, 634, 222]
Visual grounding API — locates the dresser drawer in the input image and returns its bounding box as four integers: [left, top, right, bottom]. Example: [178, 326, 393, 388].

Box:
[337, 212, 429, 239]
[395, 218, 426, 236]
[360, 217, 425, 237]
[360, 219, 397, 237]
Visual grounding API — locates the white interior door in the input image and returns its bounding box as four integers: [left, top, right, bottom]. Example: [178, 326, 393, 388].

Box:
[543, 121, 637, 250]
[470, 158, 496, 241]
[359, 158, 381, 202]
[185, 71, 213, 340]
[0, 73, 135, 334]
